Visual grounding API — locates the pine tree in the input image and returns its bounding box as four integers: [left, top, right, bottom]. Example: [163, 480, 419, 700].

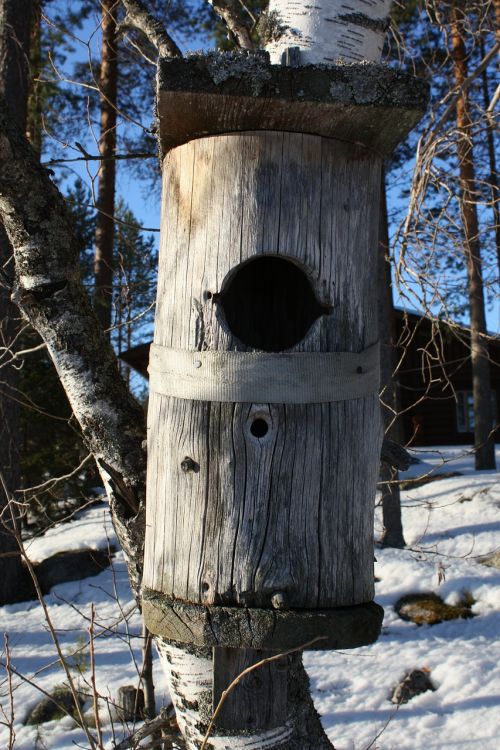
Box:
[113, 202, 157, 376]
[94, 0, 119, 334]
[448, 0, 496, 469]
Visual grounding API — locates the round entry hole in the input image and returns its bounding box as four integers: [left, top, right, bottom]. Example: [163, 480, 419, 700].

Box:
[217, 255, 330, 351]
[250, 418, 269, 438]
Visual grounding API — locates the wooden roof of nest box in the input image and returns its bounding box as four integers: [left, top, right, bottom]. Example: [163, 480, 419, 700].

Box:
[156, 51, 429, 158]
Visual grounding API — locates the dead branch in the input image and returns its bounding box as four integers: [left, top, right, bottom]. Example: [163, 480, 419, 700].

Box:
[121, 0, 182, 58]
[114, 706, 183, 749]
[208, 0, 255, 50]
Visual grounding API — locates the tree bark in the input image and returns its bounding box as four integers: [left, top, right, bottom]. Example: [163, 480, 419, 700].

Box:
[156, 641, 333, 749]
[264, 0, 392, 65]
[142, 623, 156, 720]
[0, 0, 34, 605]
[479, 37, 500, 282]
[378, 167, 406, 548]
[209, 1, 254, 50]
[94, 0, 118, 334]
[450, 3, 496, 470]
[25, 0, 42, 154]
[121, 0, 182, 58]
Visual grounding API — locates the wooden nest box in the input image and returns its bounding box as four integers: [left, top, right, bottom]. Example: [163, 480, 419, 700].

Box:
[142, 53, 428, 651]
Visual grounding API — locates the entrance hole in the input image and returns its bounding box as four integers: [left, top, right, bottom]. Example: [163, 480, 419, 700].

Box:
[216, 256, 330, 352]
[250, 418, 269, 438]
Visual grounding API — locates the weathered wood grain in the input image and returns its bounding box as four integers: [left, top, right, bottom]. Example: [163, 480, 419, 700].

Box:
[157, 56, 429, 158]
[143, 593, 384, 650]
[144, 131, 382, 619]
[212, 647, 288, 730]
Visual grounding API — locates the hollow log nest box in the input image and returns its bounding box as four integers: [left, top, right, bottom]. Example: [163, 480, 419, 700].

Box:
[142, 52, 428, 651]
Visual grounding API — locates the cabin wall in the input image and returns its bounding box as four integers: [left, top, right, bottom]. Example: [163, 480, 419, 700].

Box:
[395, 313, 500, 446]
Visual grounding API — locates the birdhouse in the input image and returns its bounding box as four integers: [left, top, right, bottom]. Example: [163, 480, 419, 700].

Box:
[141, 52, 428, 652]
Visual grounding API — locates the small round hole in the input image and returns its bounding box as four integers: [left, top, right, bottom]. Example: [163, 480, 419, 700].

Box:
[217, 256, 329, 351]
[250, 418, 269, 438]
[202, 582, 210, 592]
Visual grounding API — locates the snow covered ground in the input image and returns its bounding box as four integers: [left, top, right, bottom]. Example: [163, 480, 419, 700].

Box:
[1, 446, 499, 750]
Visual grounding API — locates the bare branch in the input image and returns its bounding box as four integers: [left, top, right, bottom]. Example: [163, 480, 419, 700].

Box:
[42, 151, 155, 166]
[0, 472, 97, 749]
[208, 0, 255, 50]
[121, 0, 182, 58]
[114, 707, 182, 749]
[20, 453, 93, 496]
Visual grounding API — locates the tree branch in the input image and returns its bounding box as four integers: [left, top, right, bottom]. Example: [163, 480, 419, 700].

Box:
[121, 0, 182, 58]
[0, 97, 147, 594]
[208, 0, 255, 50]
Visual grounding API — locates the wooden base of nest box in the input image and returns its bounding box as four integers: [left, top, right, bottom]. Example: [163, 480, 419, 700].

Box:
[142, 589, 383, 650]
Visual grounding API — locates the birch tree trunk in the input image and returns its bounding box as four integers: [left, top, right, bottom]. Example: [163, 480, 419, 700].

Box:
[155, 642, 333, 750]
[264, 0, 393, 65]
[0, 0, 34, 605]
[450, 3, 496, 470]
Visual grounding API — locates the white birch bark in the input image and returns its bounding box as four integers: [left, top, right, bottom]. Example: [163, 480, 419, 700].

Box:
[264, 0, 393, 65]
[156, 642, 294, 750]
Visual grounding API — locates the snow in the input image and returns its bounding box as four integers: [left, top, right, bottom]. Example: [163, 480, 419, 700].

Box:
[1, 446, 499, 750]
[24, 502, 114, 563]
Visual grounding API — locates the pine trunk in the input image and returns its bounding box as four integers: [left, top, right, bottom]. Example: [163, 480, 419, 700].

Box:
[0, 0, 34, 604]
[25, 1, 42, 153]
[450, 5, 496, 470]
[479, 39, 500, 282]
[94, 0, 118, 334]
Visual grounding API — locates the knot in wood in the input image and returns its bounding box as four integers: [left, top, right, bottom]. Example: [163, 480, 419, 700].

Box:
[271, 592, 288, 610]
[180, 456, 200, 473]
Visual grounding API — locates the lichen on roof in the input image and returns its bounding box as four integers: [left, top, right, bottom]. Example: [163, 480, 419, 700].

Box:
[193, 49, 272, 96]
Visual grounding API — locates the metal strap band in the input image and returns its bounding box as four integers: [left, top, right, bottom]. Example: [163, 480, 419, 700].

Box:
[148, 342, 379, 404]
